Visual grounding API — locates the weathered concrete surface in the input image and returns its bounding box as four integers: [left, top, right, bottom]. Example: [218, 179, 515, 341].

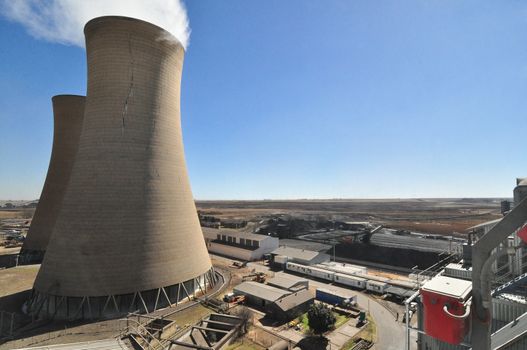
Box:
[21, 95, 85, 260]
[35, 16, 211, 297]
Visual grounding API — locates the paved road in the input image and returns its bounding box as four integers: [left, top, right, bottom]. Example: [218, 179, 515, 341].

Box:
[246, 262, 408, 350]
[295, 274, 405, 350]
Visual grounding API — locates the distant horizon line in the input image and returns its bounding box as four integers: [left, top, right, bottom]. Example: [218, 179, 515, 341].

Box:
[0, 196, 512, 203]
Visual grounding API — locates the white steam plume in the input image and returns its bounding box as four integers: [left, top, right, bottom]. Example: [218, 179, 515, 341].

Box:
[0, 0, 190, 48]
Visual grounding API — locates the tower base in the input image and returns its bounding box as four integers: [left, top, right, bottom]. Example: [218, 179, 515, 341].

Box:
[26, 268, 218, 320]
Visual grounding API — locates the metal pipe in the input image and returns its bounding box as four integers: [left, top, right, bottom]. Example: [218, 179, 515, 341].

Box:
[481, 247, 516, 308]
[404, 290, 420, 350]
[443, 298, 472, 319]
[405, 299, 409, 350]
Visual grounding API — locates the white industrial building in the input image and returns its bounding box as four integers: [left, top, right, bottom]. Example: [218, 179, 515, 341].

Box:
[271, 246, 330, 266]
[202, 228, 279, 261]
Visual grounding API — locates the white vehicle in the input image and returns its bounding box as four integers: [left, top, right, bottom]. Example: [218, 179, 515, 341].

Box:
[286, 262, 309, 274]
[334, 273, 367, 290]
[305, 266, 335, 281]
[286, 262, 335, 282]
[366, 280, 388, 294]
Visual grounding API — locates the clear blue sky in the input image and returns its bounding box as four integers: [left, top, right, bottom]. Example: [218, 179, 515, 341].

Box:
[0, 0, 526, 200]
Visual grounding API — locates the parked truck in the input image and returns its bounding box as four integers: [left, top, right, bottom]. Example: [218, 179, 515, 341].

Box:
[315, 288, 357, 308]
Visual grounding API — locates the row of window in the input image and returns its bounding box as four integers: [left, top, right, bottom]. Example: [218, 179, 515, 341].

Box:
[216, 234, 260, 247]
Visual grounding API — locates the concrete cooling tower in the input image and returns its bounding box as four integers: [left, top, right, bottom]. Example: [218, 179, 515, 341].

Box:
[19, 95, 85, 265]
[28, 16, 215, 319]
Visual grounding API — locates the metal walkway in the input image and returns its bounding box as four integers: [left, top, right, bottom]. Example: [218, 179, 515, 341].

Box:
[13, 339, 128, 350]
[491, 311, 527, 349]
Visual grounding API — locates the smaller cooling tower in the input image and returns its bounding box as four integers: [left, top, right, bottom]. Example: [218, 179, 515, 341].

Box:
[19, 95, 85, 264]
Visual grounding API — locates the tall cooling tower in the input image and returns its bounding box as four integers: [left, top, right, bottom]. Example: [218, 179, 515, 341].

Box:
[19, 95, 85, 265]
[28, 16, 215, 319]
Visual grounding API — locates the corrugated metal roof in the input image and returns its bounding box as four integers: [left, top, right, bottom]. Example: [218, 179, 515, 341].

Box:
[267, 274, 307, 290]
[234, 281, 291, 302]
[272, 246, 321, 261]
[273, 289, 313, 312]
[316, 287, 355, 299]
[277, 239, 331, 252]
[385, 286, 414, 298]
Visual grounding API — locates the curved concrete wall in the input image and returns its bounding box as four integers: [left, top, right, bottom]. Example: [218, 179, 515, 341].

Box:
[20, 95, 85, 263]
[34, 16, 212, 298]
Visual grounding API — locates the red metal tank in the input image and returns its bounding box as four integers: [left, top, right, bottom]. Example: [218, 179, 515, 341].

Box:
[517, 225, 527, 243]
[420, 275, 472, 345]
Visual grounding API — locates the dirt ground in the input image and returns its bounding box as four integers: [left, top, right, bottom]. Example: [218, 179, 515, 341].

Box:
[0, 209, 34, 220]
[197, 198, 503, 236]
[0, 265, 39, 298]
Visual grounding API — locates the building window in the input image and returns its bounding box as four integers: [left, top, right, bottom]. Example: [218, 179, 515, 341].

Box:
[217, 234, 220, 240]
[240, 238, 245, 245]
[221, 235, 226, 241]
[253, 240, 259, 247]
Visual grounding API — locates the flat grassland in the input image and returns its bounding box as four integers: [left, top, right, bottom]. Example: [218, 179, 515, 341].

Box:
[196, 198, 503, 236]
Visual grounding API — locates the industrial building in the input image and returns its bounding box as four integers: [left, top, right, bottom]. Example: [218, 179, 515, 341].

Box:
[271, 246, 330, 266]
[19, 95, 85, 265]
[234, 281, 291, 308]
[233, 280, 314, 322]
[406, 178, 527, 350]
[202, 228, 279, 261]
[266, 289, 314, 322]
[266, 274, 309, 292]
[27, 16, 215, 320]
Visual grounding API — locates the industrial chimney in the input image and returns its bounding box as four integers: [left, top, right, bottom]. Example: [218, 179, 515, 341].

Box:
[19, 95, 85, 264]
[29, 16, 215, 319]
